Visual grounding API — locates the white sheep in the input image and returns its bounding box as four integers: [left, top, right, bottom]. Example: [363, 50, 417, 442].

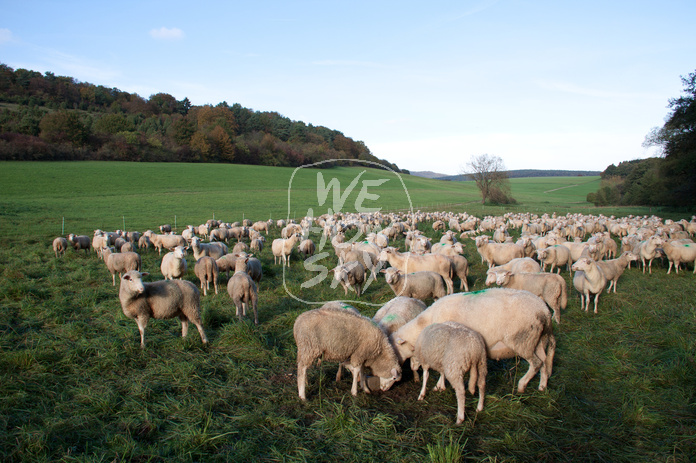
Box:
[660, 240, 696, 274]
[637, 235, 663, 274]
[490, 271, 567, 324]
[250, 237, 264, 253]
[595, 251, 639, 292]
[190, 236, 228, 260]
[293, 306, 402, 400]
[392, 288, 556, 393]
[137, 235, 152, 251]
[67, 234, 91, 254]
[474, 235, 524, 269]
[571, 258, 608, 313]
[372, 296, 427, 336]
[536, 245, 572, 274]
[378, 247, 454, 295]
[485, 257, 542, 285]
[146, 231, 187, 255]
[332, 261, 366, 297]
[272, 233, 302, 267]
[194, 256, 219, 296]
[226, 256, 259, 324]
[53, 237, 69, 258]
[118, 270, 208, 348]
[298, 238, 316, 258]
[411, 322, 487, 424]
[101, 246, 142, 286]
[161, 246, 188, 280]
[380, 268, 447, 301]
[430, 243, 469, 291]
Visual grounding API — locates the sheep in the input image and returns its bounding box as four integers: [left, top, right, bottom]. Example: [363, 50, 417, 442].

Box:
[660, 240, 696, 274]
[637, 235, 663, 274]
[272, 233, 302, 267]
[121, 242, 135, 252]
[411, 322, 487, 424]
[332, 261, 366, 297]
[181, 225, 196, 243]
[209, 228, 229, 243]
[490, 271, 567, 324]
[92, 233, 108, 257]
[372, 296, 427, 336]
[53, 237, 69, 258]
[251, 220, 270, 235]
[392, 288, 556, 393]
[239, 255, 262, 284]
[159, 224, 172, 234]
[118, 270, 208, 348]
[101, 246, 142, 286]
[146, 231, 187, 255]
[137, 235, 152, 251]
[161, 246, 188, 280]
[293, 306, 402, 400]
[67, 234, 91, 254]
[411, 236, 432, 255]
[226, 256, 259, 324]
[378, 247, 454, 295]
[250, 237, 264, 253]
[536, 245, 572, 274]
[485, 257, 542, 285]
[474, 235, 524, 269]
[194, 256, 219, 296]
[113, 237, 127, 252]
[380, 268, 447, 301]
[430, 243, 469, 291]
[559, 240, 591, 262]
[595, 251, 639, 292]
[299, 239, 316, 258]
[215, 252, 247, 278]
[571, 258, 608, 314]
[190, 236, 227, 260]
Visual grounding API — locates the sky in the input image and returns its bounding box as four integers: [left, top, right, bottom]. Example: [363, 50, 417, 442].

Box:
[1, 0, 695, 174]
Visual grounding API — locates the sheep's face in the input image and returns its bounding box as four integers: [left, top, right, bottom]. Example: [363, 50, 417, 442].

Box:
[495, 272, 512, 286]
[379, 368, 402, 391]
[571, 258, 592, 272]
[122, 271, 146, 295]
[173, 246, 187, 259]
[382, 268, 400, 285]
[484, 272, 497, 286]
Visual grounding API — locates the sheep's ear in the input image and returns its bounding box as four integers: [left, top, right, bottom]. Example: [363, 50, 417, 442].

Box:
[141, 272, 150, 277]
[395, 336, 406, 345]
[123, 274, 131, 281]
[379, 269, 387, 273]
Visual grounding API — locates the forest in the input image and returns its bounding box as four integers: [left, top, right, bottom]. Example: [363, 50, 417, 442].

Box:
[588, 69, 696, 209]
[0, 63, 404, 173]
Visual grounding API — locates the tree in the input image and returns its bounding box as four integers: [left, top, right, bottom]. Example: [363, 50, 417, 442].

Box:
[643, 69, 696, 207]
[39, 110, 89, 146]
[463, 154, 512, 204]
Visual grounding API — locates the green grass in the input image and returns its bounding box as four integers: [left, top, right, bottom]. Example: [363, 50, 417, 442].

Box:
[0, 161, 695, 462]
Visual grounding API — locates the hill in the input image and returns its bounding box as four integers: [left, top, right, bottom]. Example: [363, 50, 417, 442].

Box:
[432, 169, 602, 181]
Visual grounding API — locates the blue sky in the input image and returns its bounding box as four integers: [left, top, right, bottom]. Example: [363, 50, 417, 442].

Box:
[2, 0, 694, 173]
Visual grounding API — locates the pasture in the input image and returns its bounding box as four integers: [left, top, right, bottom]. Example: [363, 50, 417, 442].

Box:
[0, 161, 694, 462]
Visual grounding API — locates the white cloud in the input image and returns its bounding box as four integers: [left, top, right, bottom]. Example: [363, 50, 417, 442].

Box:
[0, 28, 13, 44]
[149, 27, 184, 40]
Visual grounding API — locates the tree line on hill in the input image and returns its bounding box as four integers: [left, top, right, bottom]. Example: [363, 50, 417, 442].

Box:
[0, 63, 404, 173]
[588, 69, 696, 209]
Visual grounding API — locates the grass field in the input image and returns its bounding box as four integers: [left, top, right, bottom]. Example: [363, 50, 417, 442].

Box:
[0, 161, 695, 462]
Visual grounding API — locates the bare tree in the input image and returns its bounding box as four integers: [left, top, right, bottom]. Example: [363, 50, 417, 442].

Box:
[463, 154, 511, 204]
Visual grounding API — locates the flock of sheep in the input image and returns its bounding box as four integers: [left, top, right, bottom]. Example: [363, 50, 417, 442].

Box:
[52, 211, 696, 424]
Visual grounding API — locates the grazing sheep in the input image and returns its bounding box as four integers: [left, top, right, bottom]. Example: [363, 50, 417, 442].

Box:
[536, 245, 572, 274]
[215, 252, 247, 278]
[53, 237, 69, 258]
[294, 306, 402, 400]
[209, 228, 229, 243]
[161, 246, 188, 280]
[121, 242, 135, 252]
[474, 235, 524, 269]
[159, 224, 172, 234]
[138, 235, 152, 251]
[299, 239, 316, 258]
[559, 240, 591, 262]
[232, 241, 249, 254]
[595, 251, 639, 292]
[411, 322, 487, 424]
[660, 240, 696, 274]
[118, 270, 208, 348]
[194, 256, 219, 296]
[380, 268, 447, 301]
[226, 256, 259, 324]
[251, 220, 270, 235]
[102, 247, 142, 286]
[378, 247, 454, 295]
[372, 296, 427, 336]
[571, 258, 608, 313]
[332, 261, 366, 297]
[392, 288, 556, 393]
[250, 237, 264, 253]
[491, 271, 567, 324]
[272, 233, 302, 267]
[190, 236, 228, 260]
[113, 237, 127, 252]
[430, 243, 469, 291]
[67, 234, 91, 254]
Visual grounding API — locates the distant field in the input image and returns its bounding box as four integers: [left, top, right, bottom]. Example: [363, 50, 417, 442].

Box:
[1, 161, 694, 462]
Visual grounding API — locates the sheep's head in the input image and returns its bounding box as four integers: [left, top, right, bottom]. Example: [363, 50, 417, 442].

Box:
[380, 267, 401, 285]
[484, 271, 498, 286]
[121, 271, 148, 295]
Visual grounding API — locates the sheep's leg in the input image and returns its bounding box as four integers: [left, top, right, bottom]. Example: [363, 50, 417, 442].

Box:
[297, 362, 308, 400]
[112, 274, 117, 286]
[350, 364, 362, 396]
[612, 279, 618, 293]
[534, 341, 549, 391]
[193, 322, 208, 344]
[667, 261, 673, 274]
[517, 352, 543, 393]
[180, 317, 189, 338]
[450, 376, 466, 425]
[136, 317, 148, 348]
[434, 373, 446, 392]
[418, 368, 430, 400]
[606, 281, 614, 293]
[593, 293, 600, 314]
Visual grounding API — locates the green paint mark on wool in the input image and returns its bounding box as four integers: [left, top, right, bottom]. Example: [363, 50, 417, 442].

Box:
[382, 314, 399, 323]
[466, 289, 488, 296]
